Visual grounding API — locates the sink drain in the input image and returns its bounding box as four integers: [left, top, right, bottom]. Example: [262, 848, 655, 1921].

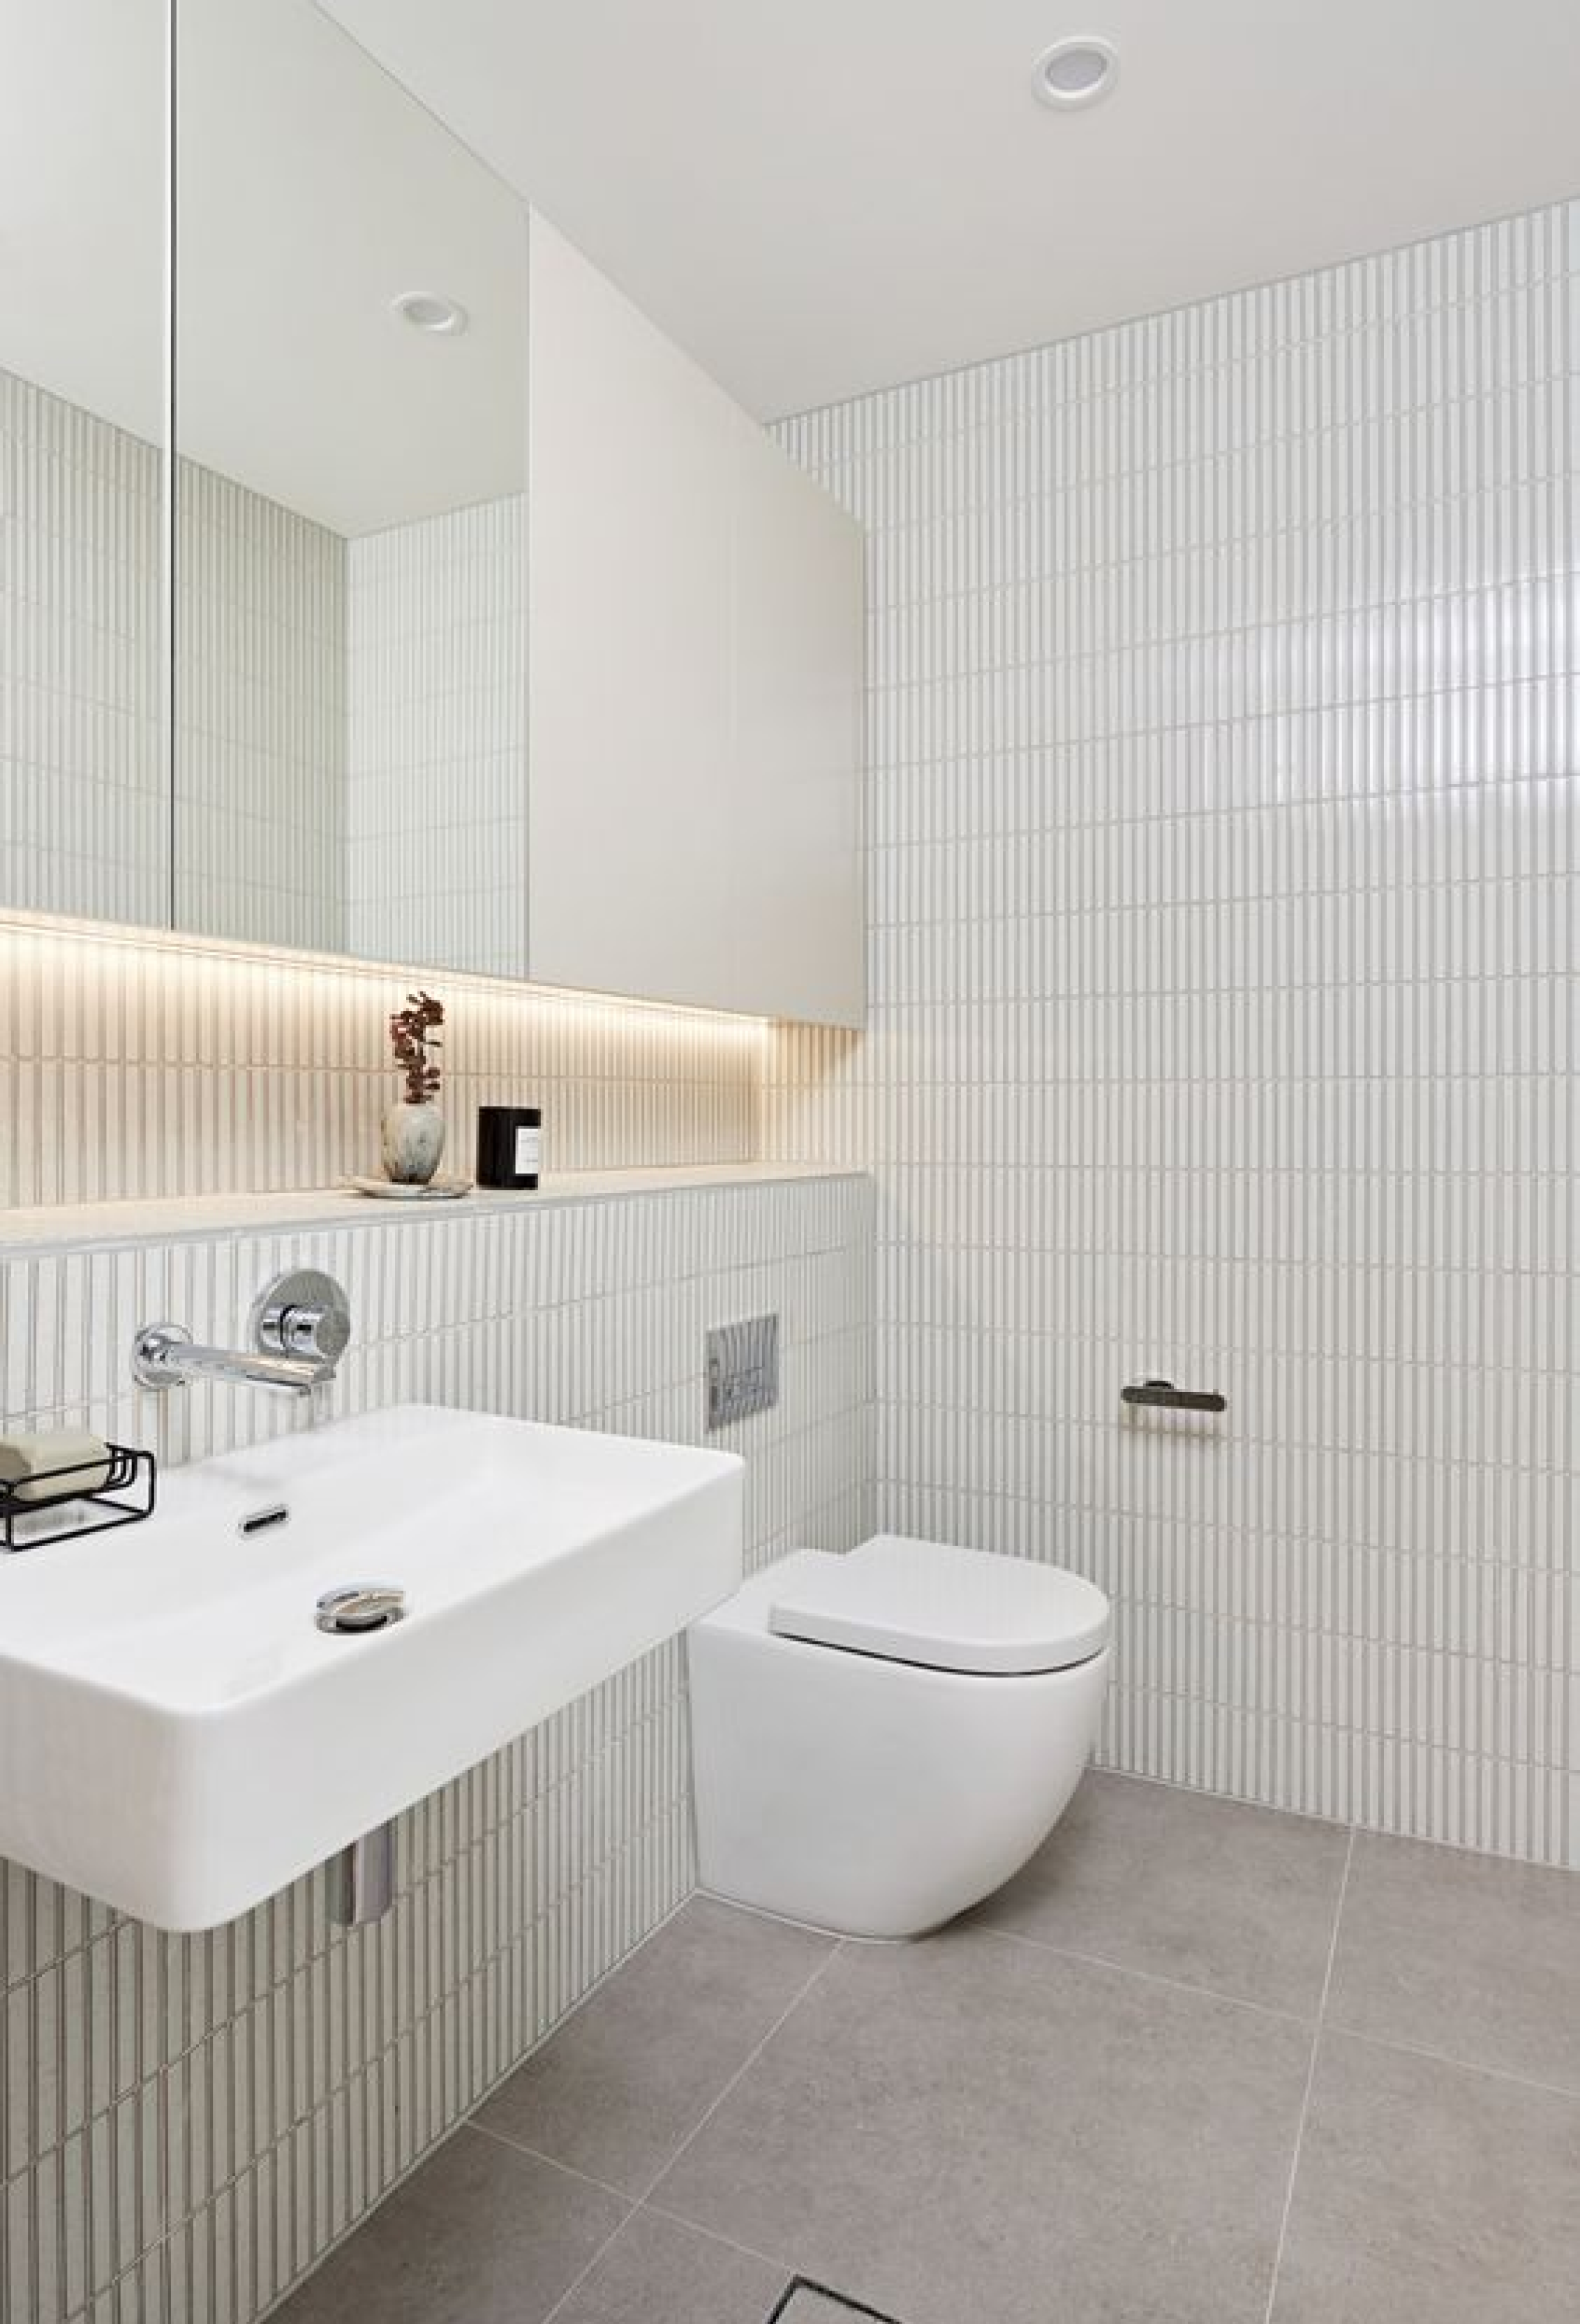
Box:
[315, 1583, 408, 1635]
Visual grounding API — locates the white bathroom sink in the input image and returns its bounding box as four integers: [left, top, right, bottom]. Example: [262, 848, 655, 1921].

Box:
[0, 1404, 743, 1929]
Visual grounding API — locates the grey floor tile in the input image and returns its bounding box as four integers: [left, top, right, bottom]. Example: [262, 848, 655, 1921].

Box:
[477, 1897, 835, 2194]
[653, 1921, 1311, 2324]
[554, 2206, 787, 2324]
[977, 1770, 1349, 2016]
[1326, 1831, 1580, 2091]
[1271, 2031, 1580, 2323]
[271, 2124, 627, 2324]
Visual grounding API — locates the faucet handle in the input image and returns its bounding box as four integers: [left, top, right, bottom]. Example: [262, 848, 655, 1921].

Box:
[251, 1270, 352, 1372]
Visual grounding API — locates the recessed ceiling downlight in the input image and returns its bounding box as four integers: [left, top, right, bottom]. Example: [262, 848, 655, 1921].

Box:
[392, 290, 469, 336]
[1032, 36, 1119, 108]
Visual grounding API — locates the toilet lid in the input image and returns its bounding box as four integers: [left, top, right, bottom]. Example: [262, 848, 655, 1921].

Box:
[768, 1535, 1110, 1675]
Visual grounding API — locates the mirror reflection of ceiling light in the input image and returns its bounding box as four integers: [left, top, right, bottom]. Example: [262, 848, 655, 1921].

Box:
[1032, 36, 1119, 109]
[391, 290, 469, 335]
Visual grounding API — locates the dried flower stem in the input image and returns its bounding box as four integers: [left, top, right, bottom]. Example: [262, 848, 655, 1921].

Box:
[389, 990, 444, 1107]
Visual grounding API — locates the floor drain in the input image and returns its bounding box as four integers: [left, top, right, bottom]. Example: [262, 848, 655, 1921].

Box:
[767, 2283, 910, 2324]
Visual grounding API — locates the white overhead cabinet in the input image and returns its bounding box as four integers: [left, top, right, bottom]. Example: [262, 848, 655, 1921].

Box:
[730, 413, 865, 1024]
[527, 216, 865, 1026]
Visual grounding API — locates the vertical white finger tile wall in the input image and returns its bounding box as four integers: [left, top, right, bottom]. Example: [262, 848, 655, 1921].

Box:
[346, 497, 530, 978]
[174, 463, 347, 953]
[771, 201, 1579, 1868]
[0, 369, 167, 929]
[0, 1173, 874, 2324]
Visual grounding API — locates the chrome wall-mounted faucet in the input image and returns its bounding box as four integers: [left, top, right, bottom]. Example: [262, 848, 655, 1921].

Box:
[133, 1269, 352, 1397]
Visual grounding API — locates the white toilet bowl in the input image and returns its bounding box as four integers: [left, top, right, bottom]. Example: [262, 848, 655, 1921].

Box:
[687, 1533, 1110, 1939]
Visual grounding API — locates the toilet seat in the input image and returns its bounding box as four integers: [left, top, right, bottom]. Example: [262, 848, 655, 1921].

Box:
[768, 1533, 1110, 1675]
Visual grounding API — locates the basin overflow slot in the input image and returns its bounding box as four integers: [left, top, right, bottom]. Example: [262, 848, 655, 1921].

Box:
[239, 1503, 290, 1538]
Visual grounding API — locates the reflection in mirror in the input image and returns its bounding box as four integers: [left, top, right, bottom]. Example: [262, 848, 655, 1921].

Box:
[1, 0, 170, 927]
[173, 0, 530, 977]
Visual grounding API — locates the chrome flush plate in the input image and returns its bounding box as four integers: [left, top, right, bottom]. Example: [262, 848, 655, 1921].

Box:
[706, 1314, 780, 1430]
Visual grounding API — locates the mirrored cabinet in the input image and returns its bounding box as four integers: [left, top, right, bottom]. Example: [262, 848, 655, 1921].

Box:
[172, 0, 532, 977]
[3, 0, 863, 1024]
[1, 0, 171, 930]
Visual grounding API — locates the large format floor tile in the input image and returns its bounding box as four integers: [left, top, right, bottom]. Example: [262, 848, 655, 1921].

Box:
[978, 1771, 1349, 2016]
[554, 2206, 787, 2324]
[261, 1804, 1580, 2324]
[1270, 2032, 1580, 2323]
[272, 2125, 627, 2324]
[476, 1897, 835, 2194]
[654, 1921, 1311, 2324]
[1325, 1831, 1580, 2092]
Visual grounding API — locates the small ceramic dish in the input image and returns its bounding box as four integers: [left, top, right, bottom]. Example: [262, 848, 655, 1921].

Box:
[345, 1175, 473, 1201]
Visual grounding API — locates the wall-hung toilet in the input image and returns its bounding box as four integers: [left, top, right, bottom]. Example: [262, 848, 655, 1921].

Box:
[687, 1534, 1110, 1939]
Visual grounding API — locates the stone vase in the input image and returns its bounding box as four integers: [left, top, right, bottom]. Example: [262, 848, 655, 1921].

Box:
[381, 1100, 446, 1186]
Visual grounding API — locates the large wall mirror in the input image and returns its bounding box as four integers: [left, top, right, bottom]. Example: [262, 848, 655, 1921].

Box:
[173, 0, 531, 977]
[1, 0, 171, 928]
[3, 0, 532, 982]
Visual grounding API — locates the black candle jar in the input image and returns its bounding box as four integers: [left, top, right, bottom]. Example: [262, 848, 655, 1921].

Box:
[476, 1105, 542, 1190]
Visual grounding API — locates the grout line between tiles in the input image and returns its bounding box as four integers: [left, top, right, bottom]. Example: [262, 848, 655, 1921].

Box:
[1316, 2021, 1580, 2109]
[534, 2197, 638, 2324]
[461, 2119, 636, 2207]
[524, 1942, 845, 2324]
[253, 2115, 495, 2323]
[637, 2201, 797, 2278]
[1260, 1826, 1356, 2324]
[634, 1940, 848, 2211]
[974, 1921, 1318, 2030]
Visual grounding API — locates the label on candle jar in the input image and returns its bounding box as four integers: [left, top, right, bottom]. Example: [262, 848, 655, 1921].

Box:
[515, 1123, 541, 1174]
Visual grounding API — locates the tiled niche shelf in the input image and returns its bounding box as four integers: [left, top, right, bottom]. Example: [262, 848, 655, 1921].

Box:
[0, 1163, 862, 1256]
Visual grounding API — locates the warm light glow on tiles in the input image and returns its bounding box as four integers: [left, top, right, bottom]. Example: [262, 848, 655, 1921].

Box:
[0, 910, 771, 1209]
[0, 907, 773, 1030]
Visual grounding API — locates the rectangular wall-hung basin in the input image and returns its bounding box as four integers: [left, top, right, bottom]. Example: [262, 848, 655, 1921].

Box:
[0, 1405, 743, 1929]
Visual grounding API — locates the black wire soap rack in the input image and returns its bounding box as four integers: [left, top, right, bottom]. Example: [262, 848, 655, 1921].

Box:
[0, 1444, 158, 1554]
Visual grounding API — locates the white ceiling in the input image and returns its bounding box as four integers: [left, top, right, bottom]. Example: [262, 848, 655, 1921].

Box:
[320, 0, 1580, 419]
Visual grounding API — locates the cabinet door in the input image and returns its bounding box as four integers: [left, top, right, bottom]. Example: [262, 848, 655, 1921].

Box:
[3, 0, 171, 933]
[731, 419, 865, 1026]
[527, 213, 737, 1009]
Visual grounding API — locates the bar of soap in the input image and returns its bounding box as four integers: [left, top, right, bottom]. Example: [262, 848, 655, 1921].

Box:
[0, 1428, 113, 1505]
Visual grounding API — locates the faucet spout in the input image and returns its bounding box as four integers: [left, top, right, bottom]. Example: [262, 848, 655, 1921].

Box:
[131, 1270, 352, 1400]
[132, 1327, 329, 1396]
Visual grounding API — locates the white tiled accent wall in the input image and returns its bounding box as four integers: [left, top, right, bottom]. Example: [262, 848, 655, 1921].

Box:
[0, 917, 766, 1210]
[0, 1172, 874, 2324]
[772, 200, 1580, 1868]
[0, 369, 167, 929]
[175, 464, 347, 952]
[347, 498, 529, 978]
